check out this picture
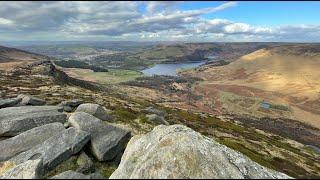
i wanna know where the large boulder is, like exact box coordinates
[0,159,43,179]
[0,98,22,109]
[0,123,65,161]
[50,170,90,179]
[110,125,291,179]
[68,112,131,161]
[17,94,46,106]
[75,103,110,121]
[0,106,66,136]
[8,127,90,173]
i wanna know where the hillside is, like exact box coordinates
[180,44,320,129]
[0,45,319,178]
[0,45,48,70]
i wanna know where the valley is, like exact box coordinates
[0,43,319,179]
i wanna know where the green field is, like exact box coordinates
[70,68,143,85]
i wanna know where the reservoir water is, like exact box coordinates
[141,61,206,76]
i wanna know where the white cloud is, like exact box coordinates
[0,1,319,42]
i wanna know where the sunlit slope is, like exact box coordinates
[229,45,320,99]
[182,44,320,128]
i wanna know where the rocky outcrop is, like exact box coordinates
[0,106,66,136]
[75,103,110,121]
[0,123,65,161]
[0,98,21,109]
[9,127,90,173]
[110,125,291,179]
[17,94,46,106]
[0,159,43,179]
[68,112,131,161]
[50,170,90,179]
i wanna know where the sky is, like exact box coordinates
[0,1,320,42]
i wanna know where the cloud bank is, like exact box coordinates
[0,1,319,42]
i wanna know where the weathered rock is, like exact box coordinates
[0,159,43,179]
[59,100,83,113]
[62,106,74,113]
[50,170,90,179]
[75,103,110,121]
[0,106,66,136]
[0,98,22,109]
[146,114,169,125]
[18,94,46,106]
[110,125,291,179]
[59,99,83,108]
[9,127,90,173]
[0,123,65,161]
[68,112,131,161]
[76,152,95,174]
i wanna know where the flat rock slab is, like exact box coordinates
[0,159,43,179]
[0,98,21,109]
[75,103,110,121]
[68,112,131,161]
[8,127,90,173]
[50,170,90,179]
[18,94,46,106]
[110,125,292,179]
[0,106,66,136]
[0,123,65,161]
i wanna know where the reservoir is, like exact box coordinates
[141,61,206,76]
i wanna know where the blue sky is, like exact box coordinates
[181,1,320,26]
[0,1,319,42]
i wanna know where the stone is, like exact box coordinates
[59,99,83,108]
[0,159,43,179]
[0,98,22,109]
[18,94,46,106]
[63,106,74,113]
[0,106,66,136]
[8,127,90,173]
[146,114,169,125]
[50,170,90,179]
[0,123,65,161]
[68,112,131,161]
[109,125,292,179]
[75,103,110,121]
[76,152,95,174]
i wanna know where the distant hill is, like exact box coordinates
[0,45,48,63]
[180,43,320,129]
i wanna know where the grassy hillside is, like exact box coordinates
[180,44,320,129]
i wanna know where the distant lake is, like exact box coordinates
[141,61,206,76]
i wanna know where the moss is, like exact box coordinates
[94,162,118,178]
[44,156,79,178]
[111,108,138,122]
[139,115,149,124]
[217,138,276,170]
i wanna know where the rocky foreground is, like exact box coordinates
[0,94,291,179]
